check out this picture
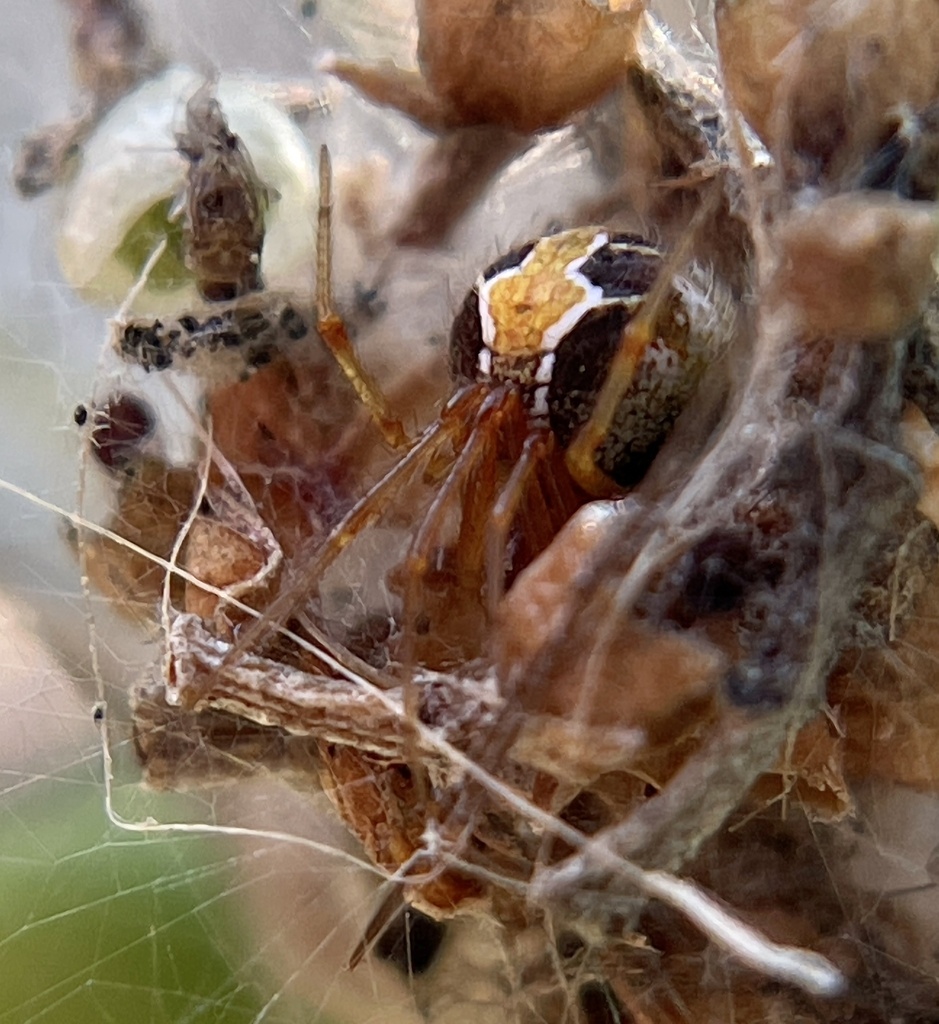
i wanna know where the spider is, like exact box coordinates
[107,118,738,966]
[107,103,733,667]
[229,169,734,681]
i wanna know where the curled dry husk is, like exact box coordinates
[57,67,317,316]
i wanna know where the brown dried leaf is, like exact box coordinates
[81,458,196,616]
[318,745,484,913]
[500,502,725,783]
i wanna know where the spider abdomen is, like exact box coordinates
[449,228,729,490]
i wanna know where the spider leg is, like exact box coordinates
[398,387,514,663]
[347,885,406,971]
[563,186,722,496]
[396,387,517,791]
[317,145,409,449]
[452,387,524,581]
[518,440,572,564]
[227,384,485,664]
[486,429,554,623]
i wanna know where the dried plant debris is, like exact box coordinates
[56,2,939,1022]
[580,16,745,241]
[327,0,644,246]
[14,0,164,196]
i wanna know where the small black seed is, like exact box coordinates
[247,347,273,368]
[123,325,145,348]
[73,404,88,427]
[238,311,270,340]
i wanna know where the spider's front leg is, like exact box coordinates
[315,146,409,450]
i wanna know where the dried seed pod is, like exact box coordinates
[332,0,642,134]
[80,457,197,616]
[416,0,643,133]
[13,0,164,197]
[715,0,939,184]
[328,0,644,244]
[67,0,161,110]
[87,392,155,470]
[13,116,92,199]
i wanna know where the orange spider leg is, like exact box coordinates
[562,297,662,496]
[486,429,554,623]
[394,385,516,811]
[451,388,524,581]
[564,192,719,496]
[316,145,409,449]
[228,385,486,664]
[397,387,515,667]
[518,440,568,558]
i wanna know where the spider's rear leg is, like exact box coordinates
[562,271,675,496]
[316,145,409,449]
[451,390,522,579]
[393,383,513,871]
